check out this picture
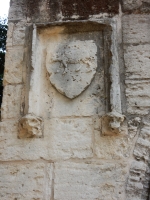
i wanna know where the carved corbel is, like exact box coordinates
[102,111,125,136]
[18,113,43,139]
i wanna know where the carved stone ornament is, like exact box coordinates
[102,111,125,136]
[46,40,97,99]
[18,113,43,139]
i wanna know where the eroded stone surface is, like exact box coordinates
[126,161,147,200]
[124,44,150,79]
[3,47,24,85]
[101,111,125,135]
[1,85,23,120]
[0,162,53,200]
[54,162,127,200]
[123,15,150,44]
[121,0,150,13]
[46,40,97,99]
[126,80,150,115]
[0,118,93,161]
[18,113,43,139]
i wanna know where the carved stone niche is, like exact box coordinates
[19,20,125,138]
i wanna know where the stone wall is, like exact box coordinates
[0,0,150,199]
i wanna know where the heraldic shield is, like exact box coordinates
[46,40,97,99]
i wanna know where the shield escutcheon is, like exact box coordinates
[46,40,97,99]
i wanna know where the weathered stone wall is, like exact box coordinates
[0,0,150,199]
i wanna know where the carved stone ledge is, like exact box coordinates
[102,111,125,136]
[18,113,43,139]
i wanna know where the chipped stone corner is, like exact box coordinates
[18,113,43,139]
[101,111,125,136]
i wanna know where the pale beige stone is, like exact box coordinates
[54,162,127,200]
[13,22,26,46]
[46,40,97,99]
[126,80,150,115]
[123,15,150,44]
[101,111,125,136]
[3,47,24,85]
[94,130,132,159]
[8,0,26,21]
[1,85,23,120]
[44,118,93,160]
[0,118,93,161]
[18,113,43,139]
[124,44,150,79]
[6,22,14,47]
[0,162,53,200]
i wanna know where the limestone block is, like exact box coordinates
[6,22,14,47]
[44,118,93,160]
[124,44,150,79]
[1,85,23,120]
[0,118,93,161]
[0,162,53,200]
[121,0,142,12]
[125,80,150,115]
[94,131,132,160]
[18,113,43,139]
[3,47,24,85]
[54,162,127,200]
[128,117,141,139]
[13,22,26,46]
[126,161,147,200]
[134,122,150,161]
[93,118,131,159]
[8,0,26,21]
[123,15,150,44]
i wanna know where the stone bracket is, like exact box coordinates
[18,113,43,139]
[102,111,125,136]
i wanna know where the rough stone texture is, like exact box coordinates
[121,0,150,13]
[3,47,24,85]
[0,118,93,161]
[126,161,147,200]
[125,80,150,115]
[126,121,150,200]
[18,113,43,139]
[12,22,26,46]
[6,22,14,47]
[46,40,97,99]
[101,111,125,135]
[124,44,150,79]
[54,162,127,200]
[1,0,150,199]
[0,162,53,200]
[122,15,150,44]
[61,0,119,19]
[1,85,23,119]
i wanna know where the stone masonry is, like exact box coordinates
[0,0,150,199]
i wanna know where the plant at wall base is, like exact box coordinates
[0,17,7,109]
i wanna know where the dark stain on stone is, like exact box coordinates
[26,0,41,19]
[61,0,119,19]
[48,0,61,21]
[121,0,150,14]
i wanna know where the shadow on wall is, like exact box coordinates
[0,17,8,116]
